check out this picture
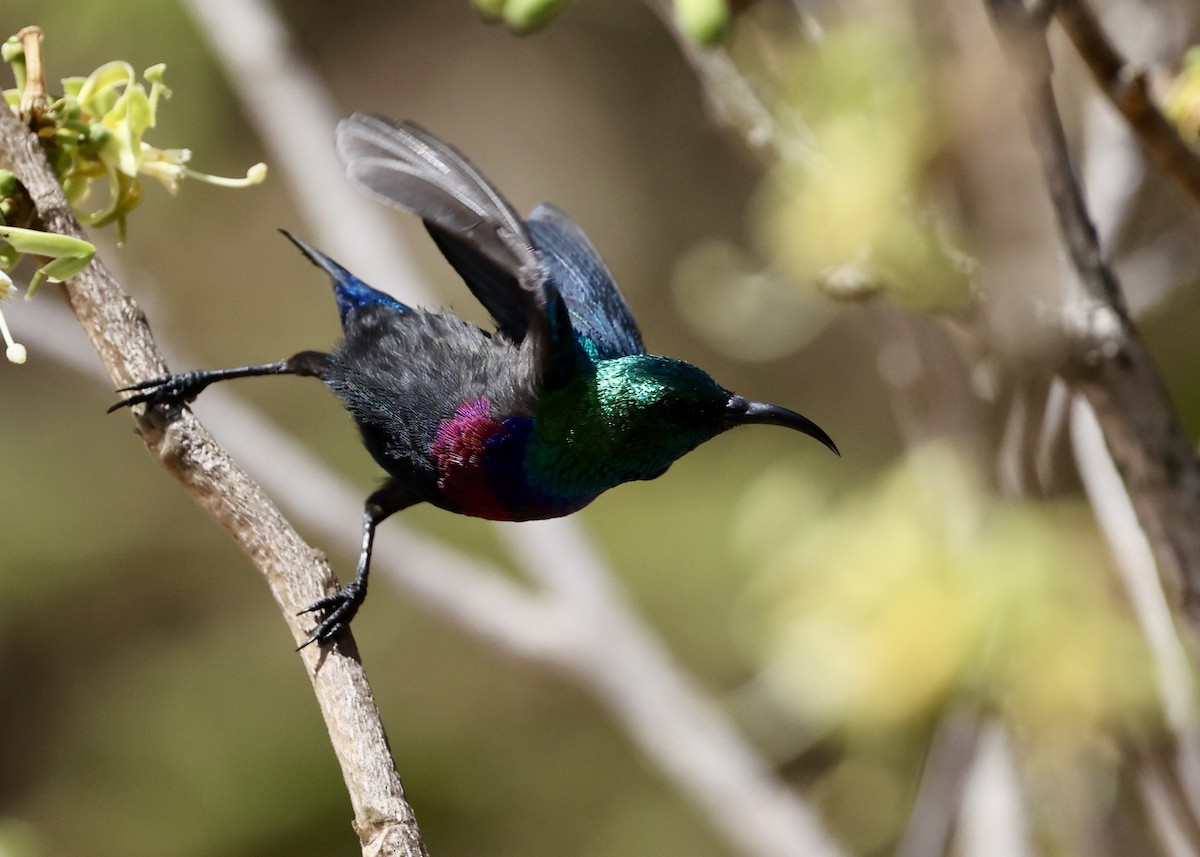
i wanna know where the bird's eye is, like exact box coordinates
[659,395,692,423]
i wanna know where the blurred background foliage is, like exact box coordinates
[740,442,1155,739]
[3,1,1200,856]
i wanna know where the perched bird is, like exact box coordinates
[110,113,838,648]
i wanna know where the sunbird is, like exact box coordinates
[110,114,838,648]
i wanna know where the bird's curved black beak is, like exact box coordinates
[725,395,840,456]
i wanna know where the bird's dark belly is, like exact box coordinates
[436,486,590,522]
[351,419,442,496]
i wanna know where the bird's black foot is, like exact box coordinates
[106,371,213,413]
[296,581,365,649]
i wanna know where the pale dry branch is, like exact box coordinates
[894,707,983,857]
[1073,394,1200,838]
[0,106,429,857]
[1136,749,1200,857]
[494,521,850,857]
[956,723,1032,857]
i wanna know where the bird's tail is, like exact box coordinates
[279,229,409,324]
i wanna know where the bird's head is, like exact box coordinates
[535,355,837,488]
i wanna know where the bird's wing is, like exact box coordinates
[337,113,540,339]
[527,204,645,359]
[336,113,576,387]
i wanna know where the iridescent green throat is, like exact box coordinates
[524,353,733,500]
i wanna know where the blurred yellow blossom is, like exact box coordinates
[1165,45,1200,142]
[754,24,974,313]
[737,442,1158,745]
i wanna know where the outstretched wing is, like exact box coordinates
[336,113,575,387]
[527,204,645,359]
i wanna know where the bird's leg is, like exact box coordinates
[107,351,331,413]
[297,480,416,649]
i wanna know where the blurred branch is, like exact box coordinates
[644,0,803,161]
[1054,0,1200,208]
[957,723,1032,857]
[494,522,851,857]
[1072,396,1200,830]
[1136,747,1200,857]
[985,0,1200,631]
[894,706,983,857]
[180,0,433,297]
[0,111,429,856]
[643,0,820,163]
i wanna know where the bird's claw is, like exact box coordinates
[106,372,210,413]
[296,581,365,649]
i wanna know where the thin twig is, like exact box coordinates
[988,1,1200,838]
[985,0,1200,631]
[1055,0,1200,208]
[0,106,429,857]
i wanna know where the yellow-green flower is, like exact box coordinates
[1165,45,1200,142]
[0,270,26,364]
[3,40,267,241]
[737,442,1158,742]
[139,146,268,195]
[753,25,974,314]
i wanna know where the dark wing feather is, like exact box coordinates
[423,223,526,336]
[336,113,576,387]
[336,113,539,340]
[527,204,645,359]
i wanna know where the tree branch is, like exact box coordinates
[985,0,1200,630]
[1072,396,1200,829]
[0,106,429,857]
[1054,0,1200,208]
[957,722,1033,857]
[894,707,983,857]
